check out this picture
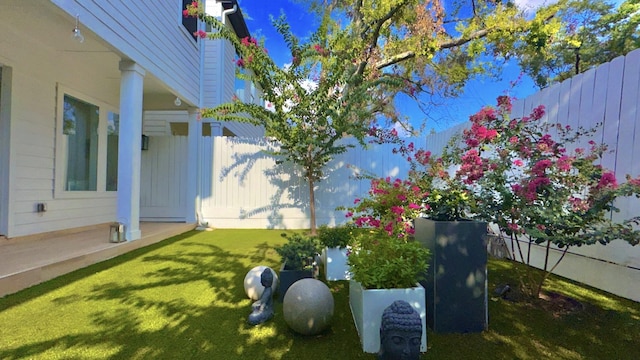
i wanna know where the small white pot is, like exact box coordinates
[322,247,351,281]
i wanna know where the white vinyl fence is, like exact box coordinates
[503,49,640,302]
[201,48,640,301]
[200,136,418,229]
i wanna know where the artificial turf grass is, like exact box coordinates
[0,229,638,359]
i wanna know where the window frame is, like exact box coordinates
[180,0,199,43]
[54,84,118,199]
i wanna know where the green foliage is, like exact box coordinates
[347,230,430,289]
[316,224,354,248]
[185,0,588,233]
[519,0,640,87]
[275,233,322,270]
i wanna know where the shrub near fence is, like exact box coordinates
[201,49,640,301]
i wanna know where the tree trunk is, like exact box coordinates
[308,177,317,235]
[536,244,569,298]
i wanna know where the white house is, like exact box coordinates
[0,0,263,241]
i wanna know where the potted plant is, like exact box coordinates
[346,229,430,354]
[347,131,488,334]
[317,224,353,281]
[274,233,322,301]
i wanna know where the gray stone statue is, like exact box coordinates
[247,267,274,326]
[378,300,422,360]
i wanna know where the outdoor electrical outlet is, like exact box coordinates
[36,203,47,213]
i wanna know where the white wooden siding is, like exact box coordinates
[52,0,200,104]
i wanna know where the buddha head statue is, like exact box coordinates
[378,300,422,360]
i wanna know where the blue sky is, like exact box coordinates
[234,0,617,133]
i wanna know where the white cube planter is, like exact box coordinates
[322,247,351,281]
[349,280,427,354]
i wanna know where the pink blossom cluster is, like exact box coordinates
[183,1,199,18]
[457,149,484,184]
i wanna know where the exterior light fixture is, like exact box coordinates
[174,96,182,106]
[141,134,149,150]
[72,15,85,43]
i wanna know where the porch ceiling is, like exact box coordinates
[0,1,186,110]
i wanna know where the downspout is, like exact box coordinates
[195,8,205,230]
[219,2,237,107]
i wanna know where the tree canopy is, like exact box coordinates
[185,0,581,233]
[519,0,640,88]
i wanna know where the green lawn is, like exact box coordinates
[0,229,638,359]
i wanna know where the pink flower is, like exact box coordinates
[532,159,552,176]
[408,203,422,210]
[345,212,353,218]
[391,206,404,215]
[194,30,207,39]
[397,194,407,201]
[384,222,394,235]
[354,198,361,204]
[509,136,518,144]
[513,159,524,167]
[597,172,618,189]
[531,105,545,120]
[556,155,572,171]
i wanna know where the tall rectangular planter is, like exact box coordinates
[414,217,488,333]
[322,247,351,281]
[349,280,427,354]
[278,263,313,301]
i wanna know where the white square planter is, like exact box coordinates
[349,280,427,354]
[322,247,351,281]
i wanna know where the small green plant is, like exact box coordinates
[317,225,353,248]
[275,233,322,270]
[347,230,430,289]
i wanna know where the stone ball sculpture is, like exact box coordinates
[244,265,278,301]
[283,278,334,335]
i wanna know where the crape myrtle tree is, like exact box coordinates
[185,0,576,234]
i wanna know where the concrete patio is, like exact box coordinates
[0,222,196,298]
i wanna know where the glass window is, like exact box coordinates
[182,0,198,41]
[106,111,119,191]
[63,95,99,191]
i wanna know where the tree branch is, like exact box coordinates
[375,28,491,69]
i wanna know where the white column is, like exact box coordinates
[117,60,145,241]
[186,108,200,223]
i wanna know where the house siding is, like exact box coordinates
[52,0,200,105]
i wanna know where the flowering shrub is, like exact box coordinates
[451,96,640,250]
[346,96,640,294]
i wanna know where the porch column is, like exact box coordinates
[117,60,145,241]
[186,108,200,223]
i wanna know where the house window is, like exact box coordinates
[63,95,99,191]
[182,0,198,41]
[55,85,119,196]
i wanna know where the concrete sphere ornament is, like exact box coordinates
[283,278,334,335]
[244,265,278,300]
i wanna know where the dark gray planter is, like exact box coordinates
[414,217,488,333]
[278,263,313,301]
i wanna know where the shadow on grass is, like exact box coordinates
[1,230,638,359]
